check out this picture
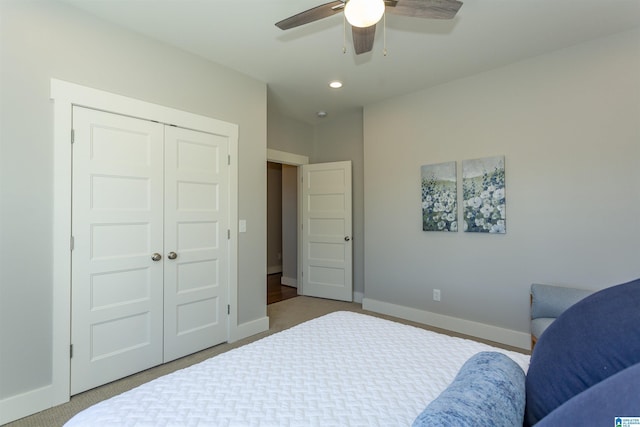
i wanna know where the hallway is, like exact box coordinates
[267,273,298,305]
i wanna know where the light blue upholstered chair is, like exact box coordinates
[530,284,592,350]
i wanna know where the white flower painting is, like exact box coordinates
[462,156,506,233]
[421,161,457,232]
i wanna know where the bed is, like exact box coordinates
[64,311,530,426]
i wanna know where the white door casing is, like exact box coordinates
[51,79,238,414]
[301,161,353,301]
[163,126,229,362]
[71,107,165,394]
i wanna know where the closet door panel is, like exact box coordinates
[163,126,230,362]
[71,107,164,395]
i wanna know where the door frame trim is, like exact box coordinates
[266,148,308,166]
[50,79,239,405]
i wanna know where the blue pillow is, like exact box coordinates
[536,362,640,426]
[413,351,525,427]
[525,278,640,426]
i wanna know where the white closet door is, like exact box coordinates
[71,107,165,394]
[163,126,230,362]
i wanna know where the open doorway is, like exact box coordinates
[266,161,299,304]
[266,150,353,303]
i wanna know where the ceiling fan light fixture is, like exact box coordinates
[344,0,385,28]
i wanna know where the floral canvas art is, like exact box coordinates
[462,156,506,233]
[421,161,457,232]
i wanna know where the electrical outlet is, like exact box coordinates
[433,289,441,302]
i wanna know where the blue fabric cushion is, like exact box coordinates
[530,283,592,319]
[412,351,525,427]
[536,362,640,426]
[530,317,555,340]
[525,278,640,426]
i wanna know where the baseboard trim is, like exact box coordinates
[281,276,297,287]
[353,291,364,304]
[230,315,269,343]
[362,297,530,350]
[267,265,282,275]
[0,384,58,425]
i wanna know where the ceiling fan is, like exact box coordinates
[275,0,463,55]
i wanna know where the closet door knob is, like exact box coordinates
[151,253,162,262]
[344,236,350,242]
[167,251,178,260]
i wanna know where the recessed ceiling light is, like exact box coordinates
[317,111,328,118]
[329,81,343,89]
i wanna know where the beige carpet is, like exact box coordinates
[5,296,526,427]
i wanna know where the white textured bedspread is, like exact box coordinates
[64,311,529,427]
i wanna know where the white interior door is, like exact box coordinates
[301,161,353,301]
[163,126,229,362]
[71,108,231,393]
[71,107,164,394]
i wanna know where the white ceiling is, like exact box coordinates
[60,0,640,124]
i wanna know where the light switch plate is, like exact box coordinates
[239,219,247,233]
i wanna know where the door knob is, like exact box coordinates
[167,251,178,260]
[151,253,162,261]
[344,236,350,242]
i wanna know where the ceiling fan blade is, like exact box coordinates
[352,25,376,55]
[385,0,463,20]
[276,1,345,30]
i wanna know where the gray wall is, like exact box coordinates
[363,28,640,343]
[267,107,314,157]
[0,0,267,415]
